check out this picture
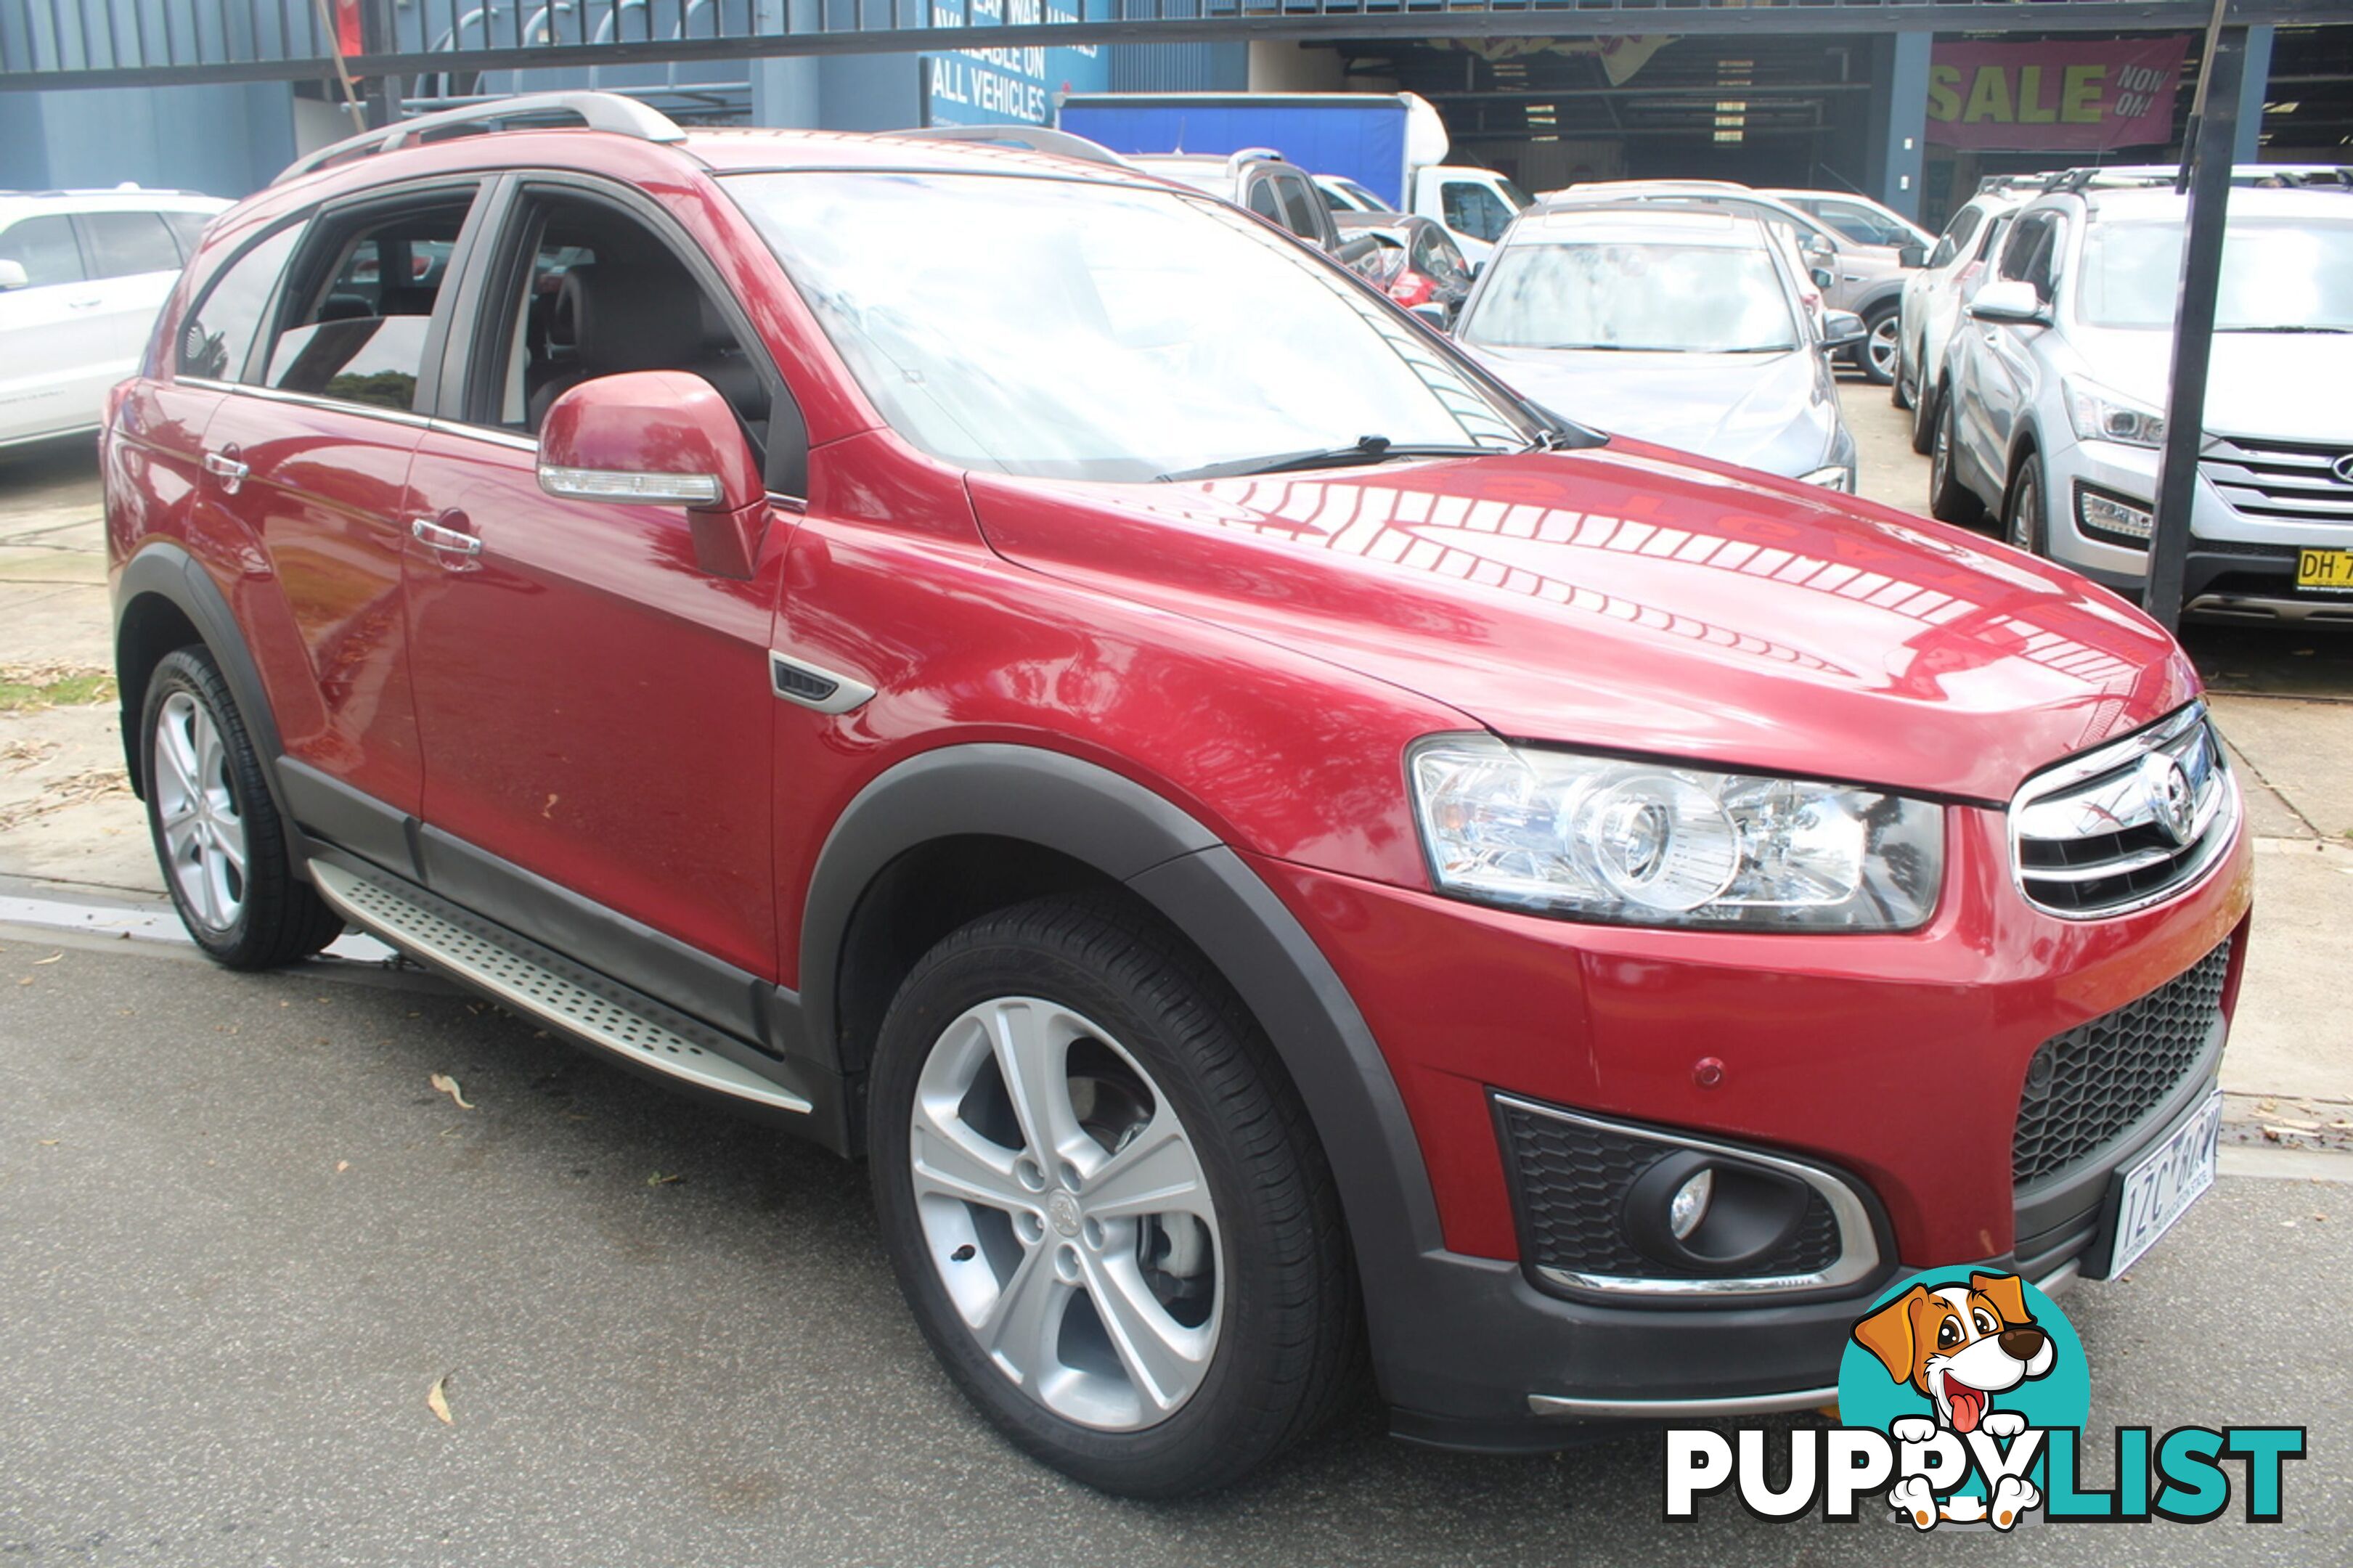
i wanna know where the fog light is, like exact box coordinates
[1669,1168,1713,1240]
[2076,484,2153,546]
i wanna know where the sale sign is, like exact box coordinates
[1926,37,2188,152]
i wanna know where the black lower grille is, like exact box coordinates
[2013,943,2230,1188]
[1499,1103,1840,1281]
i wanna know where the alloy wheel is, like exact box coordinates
[2009,469,2042,552]
[152,690,248,931]
[1866,314,1901,382]
[908,995,1223,1432]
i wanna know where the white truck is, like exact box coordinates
[1056,91,1529,265]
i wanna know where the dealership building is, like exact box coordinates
[1,2,2346,231]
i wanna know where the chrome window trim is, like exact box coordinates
[176,375,434,429]
[2006,701,2242,920]
[1495,1095,1883,1299]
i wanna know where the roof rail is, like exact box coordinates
[874,124,1135,169]
[1223,147,1285,174]
[273,91,686,187]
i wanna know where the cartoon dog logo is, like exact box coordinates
[1852,1271,2055,1528]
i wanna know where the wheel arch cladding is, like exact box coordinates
[804,742,1448,1315]
[113,541,288,811]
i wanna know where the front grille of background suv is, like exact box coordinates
[2012,941,2231,1188]
[2199,436,2353,525]
[2010,703,2238,918]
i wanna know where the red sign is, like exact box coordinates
[1926,37,2187,152]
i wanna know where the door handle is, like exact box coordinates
[410,515,482,562]
[66,296,105,310]
[201,449,248,494]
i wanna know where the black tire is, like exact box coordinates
[1859,303,1901,387]
[1890,327,1914,411]
[2004,449,2049,557]
[868,894,1358,1498]
[1908,368,1938,455]
[1928,385,1986,528]
[139,646,344,969]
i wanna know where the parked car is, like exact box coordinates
[1546,181,1914,384]
[1932,182,2353,623]
[1764,187,1933,252]
[1059,92,1528,265]
[1313,172,1394,214]
[1452,201,1860,489]
[1894,187,2026,451]
[1336,212,1474,319]
[1125,148,1369,261]
[0,187,227,452]
[108,91,2252,1499]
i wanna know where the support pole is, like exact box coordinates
[2233,24,2275,164]
[2144,11,2246,633]
[359,0,399,128]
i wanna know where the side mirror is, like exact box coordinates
[1898,242,1927,269]
[537,369,767,579]
[1821,309,1869,351]
[1967,279,2051,327]
[1811,267,1835,291]
[0,259,29,290]
[1408,301,1452,332]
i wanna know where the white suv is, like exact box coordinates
[1893,186,2027,453]
[0,188,228,453]
[1931,184,2353,623]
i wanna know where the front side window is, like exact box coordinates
[727,171,1530,481]
[0,215,86,288]
[1461,240,1801,354]
[81,211,182,279]
[177,224,303,381]
[262,199,470,412]
[2075,216,2353,330]
[1443,183,1513,243]
[1411,224,1469,289]
[1928,205,1982,269]
[1245,178,1284,224]
[1999,214,2059,298]
[1274,176,1323,242]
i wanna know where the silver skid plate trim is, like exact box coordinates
[310,861,811,1114]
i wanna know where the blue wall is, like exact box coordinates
[0,81,298,197]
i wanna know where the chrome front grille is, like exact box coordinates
[2010,703,2238,918]
[2201,437,2353,526]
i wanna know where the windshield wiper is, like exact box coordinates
[1157,435,1491,483]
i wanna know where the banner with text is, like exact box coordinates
[923,0,1109,128]
[1926,36,2187,152]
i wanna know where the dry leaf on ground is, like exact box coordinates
[429,1073,475,1109]
[426,1373,454,1425]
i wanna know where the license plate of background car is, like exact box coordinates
[2296,549,2353,590]
[2105,1087,2222,1279]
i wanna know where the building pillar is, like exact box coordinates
[2233,24,2275,166]
[1865,30,1931,220]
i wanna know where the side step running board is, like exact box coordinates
[309,859,812,1114]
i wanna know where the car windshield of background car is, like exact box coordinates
[1461,240,1801,354]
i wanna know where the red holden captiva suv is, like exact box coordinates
[104,94,2251,1495]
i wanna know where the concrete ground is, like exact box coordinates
[2,936,2346,1567]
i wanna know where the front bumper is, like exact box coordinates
[1241,797,2251,1449]
[2043,436,2353,624]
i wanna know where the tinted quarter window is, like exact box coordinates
[177,223,302,381]
[264,200,470,412]
[0,216,86,287]
[1246,179,1284,224]
[1275,176,1323,241]
[81,211,184,278]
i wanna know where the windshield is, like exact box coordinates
[727,171,1531,481]
[1461,240,1801,353]
[2076,218,2353,330]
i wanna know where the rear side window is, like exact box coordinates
[264,197,471,412]
[81,211,183,279]
[0,215,86,287]
[1273,176,1322,241]
[163,211,213,261]
[178,224,303,381]
[1245,179,1283,224]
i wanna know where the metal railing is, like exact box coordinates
[4,0,2342,93]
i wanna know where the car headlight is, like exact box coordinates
[1798,465,1855,491]
[2065,378,2166,449]
[1408,737,1943,930]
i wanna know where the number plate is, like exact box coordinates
[2104,1088,2222,1278]
[2296,549,2353,591]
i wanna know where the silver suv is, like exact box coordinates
[1930,184,2353,624]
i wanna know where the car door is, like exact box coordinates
[1957,213,2060,495]
[73,210,192,400]
[0,213,113,444]
[195,181,486,830]
[399,178,788,1009]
